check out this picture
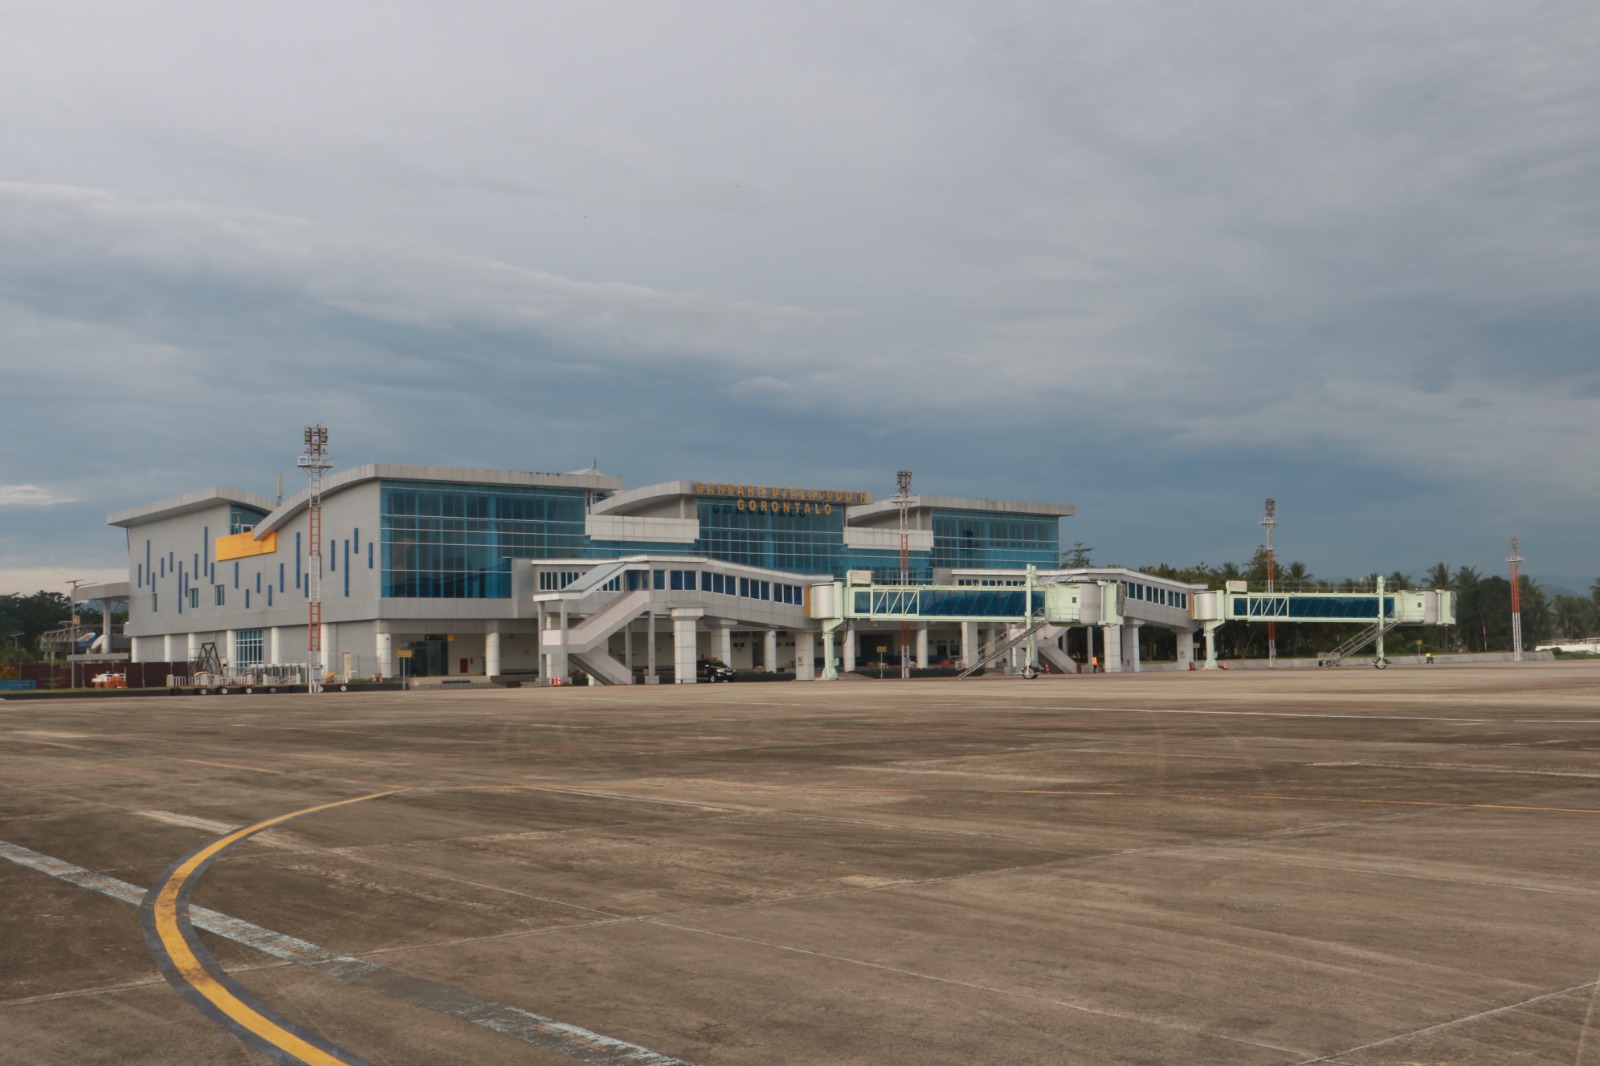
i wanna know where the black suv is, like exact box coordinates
[696,657,736,682]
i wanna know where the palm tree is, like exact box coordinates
[1282,561,1312,589]
[1426,562,1452,590]
[1591,575,1600,620]
[1454,565,1480,589]
[1553,596,1594,639]
[1387,571,1414,590]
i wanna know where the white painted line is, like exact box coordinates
[1,838,696,1066]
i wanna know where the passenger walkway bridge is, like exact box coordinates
[1191,580,1455,667]
[526,557,1456,684]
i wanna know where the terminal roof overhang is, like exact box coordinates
[591,483,1075,522]
[109,465,623,537]
[846,495,1075,522]
[108,486,280,528]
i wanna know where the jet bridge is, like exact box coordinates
[1189,579,1455,667]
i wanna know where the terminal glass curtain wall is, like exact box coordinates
[380,482,589,598]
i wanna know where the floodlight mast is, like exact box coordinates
[1259,498,1278,668]
[297,425,332,692]
[897,470,912,680]
[1508,535,1524,662]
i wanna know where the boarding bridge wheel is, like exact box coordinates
[1373,657,1389,670]
[1021,664,1039,680]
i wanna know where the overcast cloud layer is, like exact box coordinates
[3,0,1598,595]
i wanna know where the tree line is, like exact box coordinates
[0,592,124,665]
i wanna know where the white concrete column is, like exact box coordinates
[129,635,142,663]
[646,611,657,681]
[1176,629,1194,670]
[717,623,733,665]
[162,634,174,662]
[320,624,334,675]
[187,632,200,664]
[375,630,392,679]
[1203,621,1221,669]
[763,631,779,672]
[224,629,238,669]
[485,626,501,679]
[915,625,929,670]
[623,619,633,672]
[1085,625,1097,671]
[820,627,838,680]
[672,608,703,683]
[960,622,976,670]
[795,631,816,681]
[1124,621,1143,673]
[269,627,283,666]
[842,627,857,673]
[1102,625,1123,673]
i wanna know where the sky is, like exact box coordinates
[3,1,1598,598]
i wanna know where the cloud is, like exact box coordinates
[0,2,1598,579]
[0,485,78,507]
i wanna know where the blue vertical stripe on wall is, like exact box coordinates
[169,551,174,572]
[234,562,240,588]
[255,572,261,593]
[279,563,285,592]
[330,544,336,572]
[295,532,302,587]
[160,557,165,578]
[368,542,374,569]
[344,540,350,596]
[245,589,250,609]
[138,563,144,587]
[267,586,273,607]
[353,527,360,551]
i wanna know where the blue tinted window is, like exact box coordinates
[380,481,588,599]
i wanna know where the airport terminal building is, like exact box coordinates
[101,464,1212,683]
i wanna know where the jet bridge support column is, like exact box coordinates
[959,622,976,670]
[1102,625,1123,673]
[795,631,816,680]
[1176,629,1194,670]
[763,631,779,672]
[842,627,857,673]
[1123,621,1143,673]
[916,625,929,670]
[1202,620,1222,669]
[672,608,703,684]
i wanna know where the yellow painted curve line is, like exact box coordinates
[146,791,403,1065]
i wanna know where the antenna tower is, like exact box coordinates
[897,470,913,680]
[297,426,332,692]
[1508,534,1524,662]
[1259,498,1278,668]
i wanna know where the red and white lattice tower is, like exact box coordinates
[297,426,332,691]
[1259,498,1278,668]
[897,470,913,680]
[1508,534,1525,662]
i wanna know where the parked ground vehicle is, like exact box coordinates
[696,657,736,682]
[90,672,127,689]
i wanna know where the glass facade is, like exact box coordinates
[236,628,264,667]
[931,509,1059,572]
[379,481,1062,599]
[229,505,268,535]
[381,481,589,598]
[691,499,851,575]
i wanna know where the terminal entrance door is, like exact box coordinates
[403,639,447,677]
